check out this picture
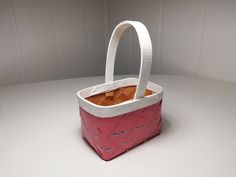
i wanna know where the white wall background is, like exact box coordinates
[1,0,236,87]
[0,0,107,87]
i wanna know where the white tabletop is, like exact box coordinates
[1,75,236,177]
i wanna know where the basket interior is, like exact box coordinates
[86,85,154,106]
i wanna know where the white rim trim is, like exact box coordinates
[77,78,163,118]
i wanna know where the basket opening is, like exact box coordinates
[85,85,154,106]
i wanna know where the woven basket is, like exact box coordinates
[77,21,164,161]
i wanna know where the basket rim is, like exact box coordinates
[77,78,163,118]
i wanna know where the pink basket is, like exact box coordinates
[77,21,164,161]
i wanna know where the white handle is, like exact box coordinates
[105,21,152,99]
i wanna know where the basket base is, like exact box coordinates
[82,126,161,161]
[80,101,162,161]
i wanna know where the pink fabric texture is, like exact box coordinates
[80,100,162,161]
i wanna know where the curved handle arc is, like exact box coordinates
[105,21,152,99]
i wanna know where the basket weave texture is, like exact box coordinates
[80,101,162,160]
